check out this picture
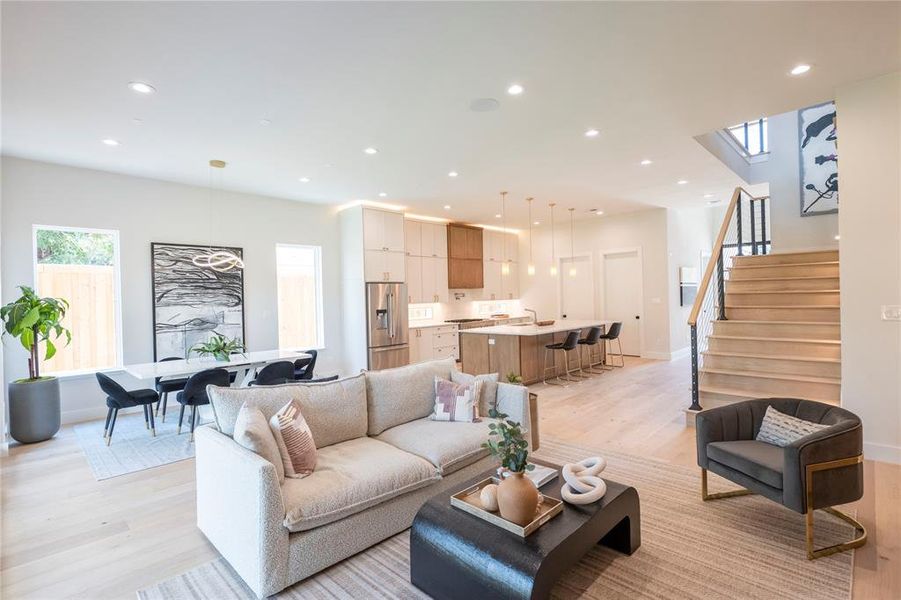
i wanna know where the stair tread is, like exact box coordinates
[715,319,840,325]
[698,385,840,404]
[729,261,839,269]
[700,367,841,384]
[709,334,840,344]
[726,275,839,281]
[723,304,838,308]
[725,290,840,295]
[702,350,841,363]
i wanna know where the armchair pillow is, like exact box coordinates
[431,376,481,422]
[450,371,499,417]
[233,403,285,483]
[756,405,829,447]
[269,400,317,478]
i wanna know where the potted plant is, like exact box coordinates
[482,409,538,525]
[190,334,244,361]
[505,371,524,385]
[1,286,71,443]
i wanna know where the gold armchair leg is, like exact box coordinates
[805,455,867,560]
[701,468,755,501]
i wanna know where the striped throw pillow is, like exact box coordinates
[431,376,482,423]
[269,400,317,478]
[756,405,829,447]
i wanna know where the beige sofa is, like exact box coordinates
[196,358,532,598]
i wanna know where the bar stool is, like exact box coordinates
[578,326,605,375]
[599,322,625,368]
[542,330,582,385]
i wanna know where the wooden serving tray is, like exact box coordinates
[536,320,556,326]
[450,477,563,537]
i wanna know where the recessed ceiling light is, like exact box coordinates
[533,221,540,226]
[790,64,811,76]
[299,177,310,183]
[706,200,720,205]
[444,205,452,210]
[507,83,524,96]
[640,159,653,166]
[703,193,714,199]
[596,211,604,215]
[834,234,840,240]
[448,171,459,177]
[495,214,502,219]
[363,147,378,155]
[677,180,689,185]
[259,118,272,126]
[102,138,120,146]
[378,192,387,197]
[132,118,144,125]
[128,81,156,94]
[584,128,600,138]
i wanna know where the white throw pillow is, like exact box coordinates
[451,371,499,417]
[234,403,285,483]
[431,376,482,422]
[756,406,829,447]
[269,400,318,478]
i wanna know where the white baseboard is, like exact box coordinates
[864,441,901,465]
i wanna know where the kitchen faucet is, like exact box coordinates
[524,308,537,324]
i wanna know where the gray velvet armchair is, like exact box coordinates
[696,398,866,559]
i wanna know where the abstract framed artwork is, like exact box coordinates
[151,242,245,360]
[799,101,838,216]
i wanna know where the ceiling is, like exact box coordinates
[2,2,899,227]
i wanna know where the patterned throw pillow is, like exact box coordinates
[431,376,482,423]
[269,400,317,478]
[450,371,499,417]
[234,403,285,483]
[756,405,830,447]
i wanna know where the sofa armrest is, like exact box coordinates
[495,382,534,450]
[782,420,863,513]
[195,426,288,598]
[695,409,728,469]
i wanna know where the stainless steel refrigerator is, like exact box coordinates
[366,282,409,370]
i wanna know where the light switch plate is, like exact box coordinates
[881,305,901,321]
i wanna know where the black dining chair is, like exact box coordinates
[155,356,189,423]
[306,374,338,383]
[578,326,605,375]
[294,350,318,380]
[250,361,296,386]
[176,368,230,441]
[599,322,625,368]
[96,372,160,446]
[542,330,582,386]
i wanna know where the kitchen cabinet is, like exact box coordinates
[483,260,503,300]
[483,230,519,264]
[364,208,405,252]
[405,221,422,256]
[364,248,405,282]
[410,325,459,364]
[406,256,423,302]
[406,255,448,303]
[447,224,483,288]
[420,222,447,258]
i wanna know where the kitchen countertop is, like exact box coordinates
[409,315,532,329]
[460,319,614,336]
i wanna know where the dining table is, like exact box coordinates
[122,349,313,388]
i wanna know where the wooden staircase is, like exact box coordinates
[698,249,841,413]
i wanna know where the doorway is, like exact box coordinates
[602,249,642,356]
[559,255,594,320]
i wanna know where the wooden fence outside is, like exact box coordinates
[276,266,320,350]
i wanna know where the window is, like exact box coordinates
[276,244,324,350]
[726,118,768,156]
[33,225,122,374]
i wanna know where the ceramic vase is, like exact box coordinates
[497,471,539,525]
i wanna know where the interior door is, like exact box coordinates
[603,250,642,356]
[559,256,594,319]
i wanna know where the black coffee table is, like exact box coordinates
[410,463,641,600]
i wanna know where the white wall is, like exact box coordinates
[835,72,901,464]
[1,156,346,424]
[519,208,673,359]
[666,207,713,356]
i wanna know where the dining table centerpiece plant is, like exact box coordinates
[190,334,244,361]
[1,285,72,443]
[483,408,538,525]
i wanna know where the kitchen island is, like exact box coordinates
[460,319,614,384]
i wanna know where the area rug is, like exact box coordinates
[74,410,210,480]
[136,438,855,600]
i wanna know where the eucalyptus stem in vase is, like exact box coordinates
[483,409,538,525]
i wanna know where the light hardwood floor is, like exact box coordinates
[1,356,898,599]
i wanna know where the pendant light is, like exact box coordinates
[568,208,577,277]
[500,191,510,276]
[193,160,245,272]
[526,197,535,276]
[549,202,558,276]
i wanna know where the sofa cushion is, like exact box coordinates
[376,417,496,475]
[707,440,784,489]
[207,374,367,447]
[281,437,438,532]
[233,403,285,483]
[364,358,456,435]
[451,371,499,417]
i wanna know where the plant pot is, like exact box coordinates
[8,377,61,444]
[497,471,539,526]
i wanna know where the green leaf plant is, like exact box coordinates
[190,334,244,362]
[482,409,534,474]
[0,286,72,380]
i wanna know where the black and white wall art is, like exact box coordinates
[151,242,245,359]
[799,101,838,216]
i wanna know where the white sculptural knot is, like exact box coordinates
[560,456,607,505]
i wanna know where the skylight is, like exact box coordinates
[726,118,768,156]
